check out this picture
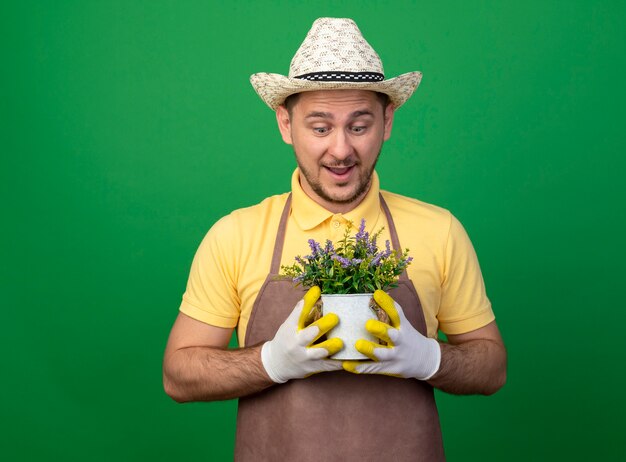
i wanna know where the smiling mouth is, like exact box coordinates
[326,166,353,175]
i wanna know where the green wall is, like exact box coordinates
[3,1,625,460]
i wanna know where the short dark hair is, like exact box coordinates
[283,93,300,115]
[283,91,390,116]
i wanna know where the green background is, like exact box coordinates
[2,1,625,460]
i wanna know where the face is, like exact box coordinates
[276,90,395,213]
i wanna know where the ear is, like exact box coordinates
[383,104,395,141]
[276,105,293,145]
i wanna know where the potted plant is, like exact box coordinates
[281,219,413,360]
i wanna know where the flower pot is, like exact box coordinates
[321,293,378,360]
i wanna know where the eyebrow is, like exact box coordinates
[305,111,332,119]
[304,110,375,120]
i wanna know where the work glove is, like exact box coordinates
[343,290,441,381]
[261,286,344,383]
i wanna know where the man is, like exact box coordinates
[163,18,506,461]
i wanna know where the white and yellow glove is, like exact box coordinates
[343,290,441,380]
[261,286,344,383]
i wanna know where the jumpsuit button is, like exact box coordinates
[333,221,340,228]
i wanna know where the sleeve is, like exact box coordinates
[179,215,241,328]
[437,214,495,335]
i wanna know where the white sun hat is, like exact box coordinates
[250,17,422,111]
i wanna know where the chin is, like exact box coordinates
[324,188,361,204]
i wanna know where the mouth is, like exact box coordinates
[324,165,356,181]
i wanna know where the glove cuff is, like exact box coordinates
[418,338,441,381]
[261,341,288,384]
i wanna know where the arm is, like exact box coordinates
[428,321,507,395]
[163,287,344,403]
[345,291,506,396]
[163,313,274,403]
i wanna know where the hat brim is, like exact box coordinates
[250,71,422,111]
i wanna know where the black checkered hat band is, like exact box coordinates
[294,71,385,82]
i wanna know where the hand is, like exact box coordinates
[343,290,441,380]
[261,286,344,383]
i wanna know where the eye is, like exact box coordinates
[351,126,367,134]
[313,127,329,135]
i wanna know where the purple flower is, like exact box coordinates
[368,234,378,254]
[355,219,367,242]
[368,241,393,267]
[351,258,362,265]
[332,255,352,268]
[324,239,334,253]
[370,253,383,267]
[308,239,322,256]
[380,240,393,258]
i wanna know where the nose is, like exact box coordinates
[328,129,354,161]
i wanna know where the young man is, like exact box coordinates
[163,18,506,461]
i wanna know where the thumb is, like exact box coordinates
[373,290,401,328]
[298,286,321,330]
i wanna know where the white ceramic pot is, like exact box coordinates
[321,293,377,360]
